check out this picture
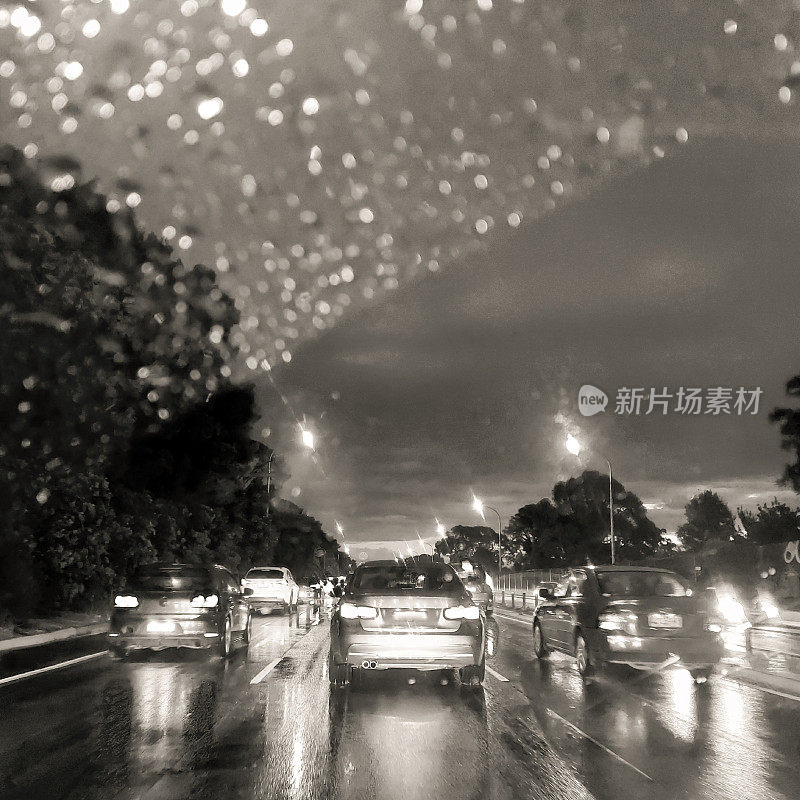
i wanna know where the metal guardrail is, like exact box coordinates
[746,623,800,669]
[497,590,537,613]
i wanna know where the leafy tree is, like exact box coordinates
[738,499,800,545]
[0,144,239,613]
[434,525,505,573]
[676,490,738,551]
[270,499,349,581]
[505,499,568,569]
[505,471,668,568]
[771,374,800,492]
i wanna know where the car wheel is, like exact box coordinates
[329,658,351,687]
[532,620,548,659]
[460,656,485,689]
[575,631,593,677]
[243,613,252,646]
[690,667,713,684]
[219,616,233,658]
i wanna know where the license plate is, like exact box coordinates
[648,612,682,629]
[393,610,426,619]
[146,620,175,633]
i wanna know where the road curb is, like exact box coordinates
[0,622,107,653]
[724,666,800,700]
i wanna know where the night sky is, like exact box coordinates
[4,0,800,557]
[269,136,800,555]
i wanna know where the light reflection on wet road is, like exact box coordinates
[1,604,799,800]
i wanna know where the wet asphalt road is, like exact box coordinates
[1,603,799,800]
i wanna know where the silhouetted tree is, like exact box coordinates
[771,373,800,492]
[738,499,800,545]
[676,490,738,551]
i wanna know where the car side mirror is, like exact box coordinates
[538,587,551,600]
[243,587,254,597]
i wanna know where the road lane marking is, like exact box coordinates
[250,656,284,684]
[545,708,654,782]
[0,651,107,687]
[493,611,531,626]
[723,675,800,704]
[486,665,510,682]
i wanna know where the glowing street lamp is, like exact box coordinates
[335,520,344,536]
[435,519,446,537]
[301,427,315,450]
[565,434,615,564]
[471,494,502,579]
[565,433,581,456]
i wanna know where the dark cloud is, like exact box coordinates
[261,138,800,549]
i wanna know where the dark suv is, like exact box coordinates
[532,566,724,682]
[109,562,253,658]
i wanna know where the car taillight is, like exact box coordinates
[114,595,139,608]
[339,602,377,619]
[598,611,638,635]
[444,605,480,620]
[190,594,219,608]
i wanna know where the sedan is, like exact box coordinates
[329,560,486,689]
[532,566,724,682]
[108,562,252,658]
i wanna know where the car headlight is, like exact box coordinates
[761,601,780,619]
[339,602,377,619]
[598,611,638,635]
[114,595,139,608]
[444,605,480,620]
[705,622,723,633]
[190,594,219,608]
[716,594,747,625]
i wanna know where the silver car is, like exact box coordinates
[329,560,486,690]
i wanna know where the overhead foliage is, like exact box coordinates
[0,148,346,617]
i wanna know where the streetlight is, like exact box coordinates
[565,434,615,564]
[266,450,275,497]
[472,494,502,580]
[300,427,315,450]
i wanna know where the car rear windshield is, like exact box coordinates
[596,570,690,598]
[129,566,211,593]
[351,564,463,595]
[245,568,285,580]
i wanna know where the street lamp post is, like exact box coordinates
[472,495,503,582]
[565,434,615,565]
[266,450,275,497]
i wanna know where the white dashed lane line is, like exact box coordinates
[249,656,284,685]
[0,651,108,687]
[546,707,654,782]
[486,665,510,682]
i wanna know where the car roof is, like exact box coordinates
[247,565,287,570]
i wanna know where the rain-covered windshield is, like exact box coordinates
[596,571,691,598]
[351,564,463,596]
[128,566,211,593]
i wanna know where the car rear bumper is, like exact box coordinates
[589,630,724,668]
[109,614,219,650]
[337,632,482,671]
[247,597,286,608]
[109,633,219,651]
